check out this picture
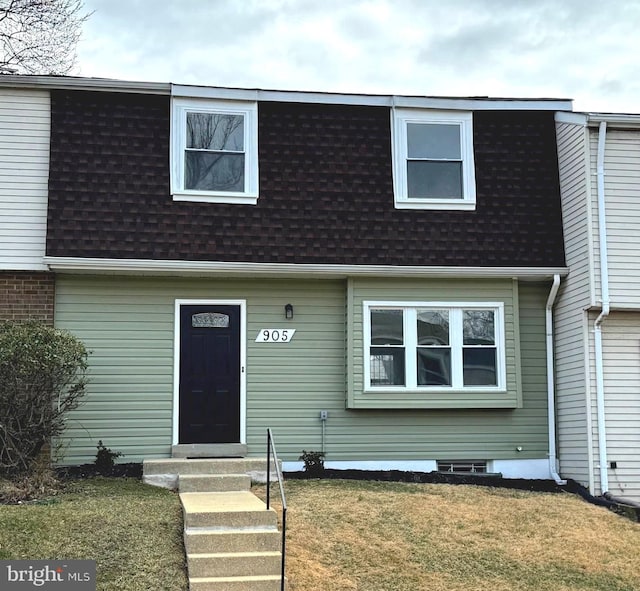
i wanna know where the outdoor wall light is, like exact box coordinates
[285,303,294,320]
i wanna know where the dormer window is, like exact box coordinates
[392,109,476,210]
[171,98,258,205]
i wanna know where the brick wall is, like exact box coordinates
[0,272,55,325]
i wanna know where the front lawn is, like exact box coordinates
[261,479,640,591]
[1,476,639,591]
[0,478,187,591]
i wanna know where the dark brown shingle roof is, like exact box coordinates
[46,90,565,267]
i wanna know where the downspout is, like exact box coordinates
[594,120,610,495]
[546,273,566,485]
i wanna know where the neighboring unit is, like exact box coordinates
[0,87,54,324]
[555,111,640,503]
[0,75,572,482]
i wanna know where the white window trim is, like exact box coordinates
[391,109,476,210]
[171,97,259,205]
[363,301,505,393]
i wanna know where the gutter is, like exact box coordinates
[42,256,568,281]
[546,273,566,485]
[594,121,610,495]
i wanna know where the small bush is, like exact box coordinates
[0,321,88,475]
[299,450,325,477]
[0,455,61,504]
[94,440,123,475]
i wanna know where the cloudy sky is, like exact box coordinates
[76,0,640,113]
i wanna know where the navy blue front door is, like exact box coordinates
[179,304,241,444]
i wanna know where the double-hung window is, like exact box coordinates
[392,109,476,210]
[171,98,258,204]
[365,302,504,391]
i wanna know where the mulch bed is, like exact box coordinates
[285,468,565,492]
[56,462,143,479]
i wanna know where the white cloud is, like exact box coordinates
[77,0,640,112]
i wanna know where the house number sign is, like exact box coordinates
[255,328,296,343]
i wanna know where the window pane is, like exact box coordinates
[187,112,244,151]
[370,309,403,345]
[417,348,451,386]
[370,347,405,386]
[407,123,461,159]
[417,310,449,345]
[463,310,495,345]
[185,152,244,192]
[463,348,497,386]
[407,161,462,199]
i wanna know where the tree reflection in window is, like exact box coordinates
[417,310,451,385]
[185,112,244,192]
[462,310,496,386]
[370,309,405,386]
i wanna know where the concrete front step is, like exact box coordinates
[179,474,251,493]
[172,443,248,458]
[188,551,282,578]
[143,457,279,489]
[184,528,281,554]
[189,575,283,591]
[144,457,271,476]
[181,491,279,529]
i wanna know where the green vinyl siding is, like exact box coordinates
[55,274,550,465]
[55,275,346,465]
[335,281,549,460]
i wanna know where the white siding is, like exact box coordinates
[554,121,593,487]
[600,313,640,502]
[0,89,49,270]
[590,128,640,307]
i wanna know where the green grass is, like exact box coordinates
[0,478,187,591]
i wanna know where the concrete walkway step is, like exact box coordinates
[144,456,286,590]
[189,574,282,591]
[188,551,282,578]
[179,473,251,493]
[184,527,281,554]
[181,491,279,529]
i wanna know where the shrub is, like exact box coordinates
[0,454,60,504]
[299,450,325,477]
[0,321,88,475]
[94,440,123,475]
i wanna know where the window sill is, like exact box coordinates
[172,191,258,205]
[364,386,507,395]
[348,388,517,410]
[394,198,476,211]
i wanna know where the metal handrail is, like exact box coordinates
[266,428,287,591]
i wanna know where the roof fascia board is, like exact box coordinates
[555,111,587,125]
[392,96,572,111]
[44,256,568,280]
[0,75,572,110]
[172,83,572,111]
[0,74,170,94]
